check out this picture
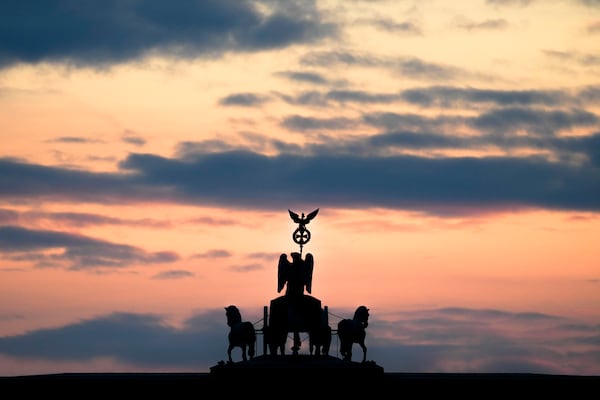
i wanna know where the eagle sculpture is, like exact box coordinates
[288,209,319,229]
[277,252,314,296]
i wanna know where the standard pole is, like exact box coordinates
[263,305,268,355]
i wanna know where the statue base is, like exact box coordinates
[209,354,384,382]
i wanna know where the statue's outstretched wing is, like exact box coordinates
[305,209,319,224]
[288,210,301,224]
[304,253,314,294]
[277,253,290,293]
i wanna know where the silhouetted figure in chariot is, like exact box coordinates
[278,252,313,297]
[268,252,322,355]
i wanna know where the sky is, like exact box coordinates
[1,0,600,377]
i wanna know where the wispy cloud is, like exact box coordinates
[152,270,194,279]
[300,50,485,82]
[228,263,263,272]
[453,17,509,31]
[46,136,104,144]
[7,209,171,229]
[191,249,232,259]
[486,0,533,7]
[122,132,147,147]
[274,70,331,85]
[0,226,179,270]
[219,92,271,107]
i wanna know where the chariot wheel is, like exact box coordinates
[292,228,311,245]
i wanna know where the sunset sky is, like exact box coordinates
[1,0,600,377]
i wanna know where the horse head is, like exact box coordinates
[225,305,242,327]
[354,305,370,327]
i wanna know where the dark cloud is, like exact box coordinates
[472,107,598,136]
[275,70,330,85]
[363,127,600,168]
[2,129,600,216]
[275,90,330,106]
[175,140,242,158]
[120,148,600,214]
[247,251,280,261]
[361,111,465,132]
[362,107,599,138]
[152,270,194,279]
[282,115,357,131]
[188,216,237,226]
[400,86,571,108]
[366,131,471,150]
[275,86,580,108]
[543,49,600,68]
[301,50,384,68]
[219,92,271,107]
[87,155,118,163]
[580,0,600,7]
[228,263,263,272]
[368,18,422,35]
[398,57,464,81]
[0,156,168,204]
[15,210,171,228]
[486,0,533,6]
[454,18,509,31]
[278,86,584,109]
[122,134,147,147]
[46,136,103,144]
[4,96,600,217]
[0,225,179,270]
[300,50,472,81]
[0,307,597,374]
[191,249,232,259]
[0,311,226,367]
[0,0,336,69]
[326,90,403,104]
[367,307,586,374]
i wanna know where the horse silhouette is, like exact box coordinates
[337,305,369,362]
[225,305,256,363]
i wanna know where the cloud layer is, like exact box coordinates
[0,0,335,68]
[1,307,598,375]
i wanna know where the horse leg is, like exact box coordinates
[339,342,351,361]
[241,344,247,361]
[309,331,317,355]
[249,340,255,359]
[227,344,234,363]
[360,341,367,363]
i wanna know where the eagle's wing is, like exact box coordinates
[304,253,314,294]
[288,209,301,224]
[277,253,289,293]
[305,208,319,224]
